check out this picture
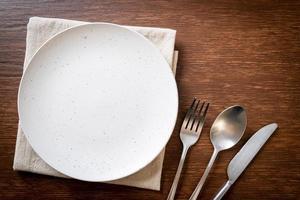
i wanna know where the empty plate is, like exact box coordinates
[18,23,178,181]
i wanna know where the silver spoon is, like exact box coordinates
[189,105,247,200]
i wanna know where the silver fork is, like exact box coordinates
[167,98,209,200]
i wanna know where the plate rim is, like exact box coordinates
[18,22,179,182]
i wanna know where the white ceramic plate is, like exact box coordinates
[18,23,178,182]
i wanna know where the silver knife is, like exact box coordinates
[213,123,278,200]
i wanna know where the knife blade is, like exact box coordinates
[213,123,278,200]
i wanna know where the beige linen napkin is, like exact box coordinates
[13,17,178,191]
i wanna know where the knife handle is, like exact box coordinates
[213,180,232,200]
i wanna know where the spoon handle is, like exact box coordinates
[167,144,189,200]
[189,149,219,200]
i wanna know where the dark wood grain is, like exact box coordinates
[0,0,299,199]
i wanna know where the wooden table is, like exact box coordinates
[1,1,299,199]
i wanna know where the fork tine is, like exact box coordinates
[187,100,200,130]
[191,101,204,131]
[181,98,197,129]
[195,102,209,132]
[203,102,209,117]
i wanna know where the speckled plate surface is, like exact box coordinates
[18,23,178,182]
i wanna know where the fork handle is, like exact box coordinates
[166,144,189,200]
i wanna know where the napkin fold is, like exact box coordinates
[13,17,178,191]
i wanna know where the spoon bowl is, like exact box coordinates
[211,105,247,151]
